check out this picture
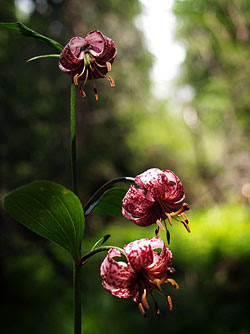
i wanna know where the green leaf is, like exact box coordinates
[90,234,111,251]
[2,181,85,262]
[89,187,127,217]
[0,21,63,52]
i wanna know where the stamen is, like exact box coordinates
[170,206,186,217]
[166,278,179,290]
[138,302,146,317]
[155,226,160,237]
[74,63,86,86]
[106,61,112,72]
[141,289,150,310]
[181,220,191,233]
[155,302,161,317]
[166,229,171,245]
[89,69,99,101]
[156,219,165,231]
[166,213,173,226]
[80,86,86,98]
[74,74,79,86]
[82,68,89,88]
[167,295,173,311]
[93,84,98,101]
[107,75,115,87]
[181,212,189,223]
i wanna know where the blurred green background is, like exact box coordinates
[1,0,250,333]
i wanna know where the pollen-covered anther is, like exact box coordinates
[156,219,165,231]
[153,274,167,291]
[80,86,86,98]
[107,75,115,87]
[166,213,173,226]
[106,61,112,72]
[181,219,191,233]
[138,302,146,317]
[167,295,173,311]
[141,289,150,310]
[166,278,179,290]
[73,74,79,86]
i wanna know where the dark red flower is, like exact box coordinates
[100,237,178,316]
[122,168,190,233]
[59,30,117,100]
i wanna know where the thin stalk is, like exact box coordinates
[74,264,82,334]
[71,81,78,196]
[84,176,135,215]
[81,245,126,264]
[70,81,81,334]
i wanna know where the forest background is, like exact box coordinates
[1,0,250,333]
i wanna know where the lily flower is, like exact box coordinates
[100,237,179,317]
[59,30,117,100]
[122,168,190,234]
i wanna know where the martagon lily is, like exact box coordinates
[59,30,117,100]
[122,168,190,235]
[100,237,179,316]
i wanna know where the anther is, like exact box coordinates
[141,289,150,310]
[74,74,79,86]
[80,86,86,98]
[167,295,173,311]
[107,75,115,87]
[166,214,173,226]
[166,278,179,290]
[138,302,146,317]
[181,220,191,233]
[156,219,165,231]
[106,61,112,72]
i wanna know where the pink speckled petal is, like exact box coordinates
[100,249,137,299]
[146,238,173,278]
[124,239,154,272]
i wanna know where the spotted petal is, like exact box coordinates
[100,249,137,299]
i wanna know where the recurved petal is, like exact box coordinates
[124,239,154,272]
[122,185,154,216]
[85,30,106,56]
[100,249,136,292]
[97,37,117,62]
[162,170,185,203]
[146,238,173,277]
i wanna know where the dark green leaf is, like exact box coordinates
[3,181,85,261]
[88,187,127,217]
[90,234,111,250]
[0,21,63,52]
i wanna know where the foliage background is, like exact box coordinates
[1,0,250,333]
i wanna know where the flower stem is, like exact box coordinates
[81,245,126,264]
[71,81,78,196]
[84,176,135,216]
[74,264,82,334]
[70,81,81,333]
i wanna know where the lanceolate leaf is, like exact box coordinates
[88,187,127,217]
[90,234,111,251]
[3,181,85,262]
[0,21,63,52]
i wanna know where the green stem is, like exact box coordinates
[74,264,82,334]
[84,176,135,216]
[81,245,126,264]
[70,82,81,333]
[71,81,78,196]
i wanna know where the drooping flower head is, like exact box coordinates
[100,237,179,316]
[122,168,190,234]
[59,30,117,100]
